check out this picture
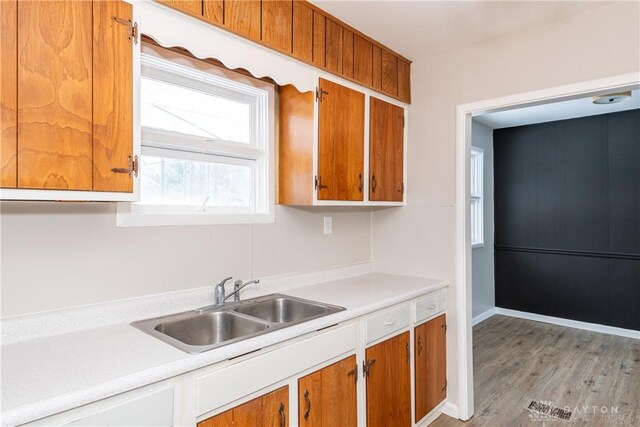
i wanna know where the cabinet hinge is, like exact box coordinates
[362,358,376,378]
[347,364,358,384]
[314,175,327,191]
[111,155,138,178]
[315,87,329,102]
[112,16,139,44]
[401,115,405,128]
[443,379,448,391]
[442,322,448,332]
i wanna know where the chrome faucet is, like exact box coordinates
[213,276,233,306]
[225,279,260,303]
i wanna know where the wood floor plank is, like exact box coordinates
[431,315,640,426]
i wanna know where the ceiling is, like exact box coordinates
[311,1,616,60]
[474,89,640,129]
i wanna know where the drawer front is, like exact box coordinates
[366,304,410,344]
[196,323,357,417]
[414,290,446,323]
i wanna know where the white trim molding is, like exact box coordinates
[455,72,640,421]
[472,308,497,326]
[494,308,640,340]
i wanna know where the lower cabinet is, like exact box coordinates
[365,332,411,427]
[198,386,289,427]
[298,355,358,427]
[414,314,447,422]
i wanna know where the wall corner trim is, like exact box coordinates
[472,308,497,326]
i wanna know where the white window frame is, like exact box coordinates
[117,43,275,227]
[470,146,484,248]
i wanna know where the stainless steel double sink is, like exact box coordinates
[132,294,345,354]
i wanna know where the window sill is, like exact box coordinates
[472,243,485,249]
[116,204,274,227]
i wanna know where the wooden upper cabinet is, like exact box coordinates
[224,0,261,41]
[298,355,357,427]
[324,19,342,74]
[292,1,313,62]
[203,0,223,25]
[17,0,93,190]
[415,314,447,421]
[353,35,372,87]
[198,386,289,427]
[365,332,411,427]
[398,59,411,102]
[370,97,404,202]
[93,0,134,192]
[262,0,293,53]
[156,0,202,17]
[342,28,354,78]
[381,49,398,97]
[317,78,364,201]
[312,11,326,68]
[372,45,382,90]
[1,0,17,188]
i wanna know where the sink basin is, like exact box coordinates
[234,297,331,323]
[132,294,345,354]
[154,311,269,346]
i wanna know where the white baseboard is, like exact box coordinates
[495,308,640,340]
[441,402,460,419]
[472,307,496,326]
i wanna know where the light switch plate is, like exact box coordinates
[323,216,332,234]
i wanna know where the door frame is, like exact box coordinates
[454,72,640,420]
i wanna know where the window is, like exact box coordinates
[118,45,274,226]
[470,147,484,248]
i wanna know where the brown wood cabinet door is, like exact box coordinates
[92,0,133,193]
[317,78,364,201]
[203,0,223,25]
[324,19,342,74]
[312,11,325,67]
[0,0,17,188]
[263,386,289,427]
[17,0,93,190]
[262,0,292,53]
[397,59,411,103]
[369,97,404,202]
[225,0,261,41]
[156,0,202,17]
[198,408,234,427]
[292,1,313,63]
[381,50,398,97]
[353,35,372,87]
[415,314,447,421]
[298,355,357,427]
[366,332,411,427]
[342,28,354,78]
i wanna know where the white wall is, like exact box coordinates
[471,121,495,319]
[0,203,371,316]
[372,0,640,412]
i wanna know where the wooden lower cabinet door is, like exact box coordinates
[298,355,357,427]
[414,314,447,421]
[365,332,411,427]
[198,385,288,427]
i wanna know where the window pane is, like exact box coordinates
[139,155,252,208]
[141,77,252,144]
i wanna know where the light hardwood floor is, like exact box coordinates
[431,315,640,427]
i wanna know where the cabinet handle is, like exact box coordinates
[303,390,311,420]
[427,304,436,310]
[279,402,286,427]
[398,182,404,193]
[358,174,363,193]
[383,318,396,326]
[406,341,410,363]
[418,336,423,355]
[111,155,138,177]
[371,174,377,193]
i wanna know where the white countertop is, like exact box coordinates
[1,273,447,426]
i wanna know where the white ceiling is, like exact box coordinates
[474,89,640,129]
[311,1,616,60]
